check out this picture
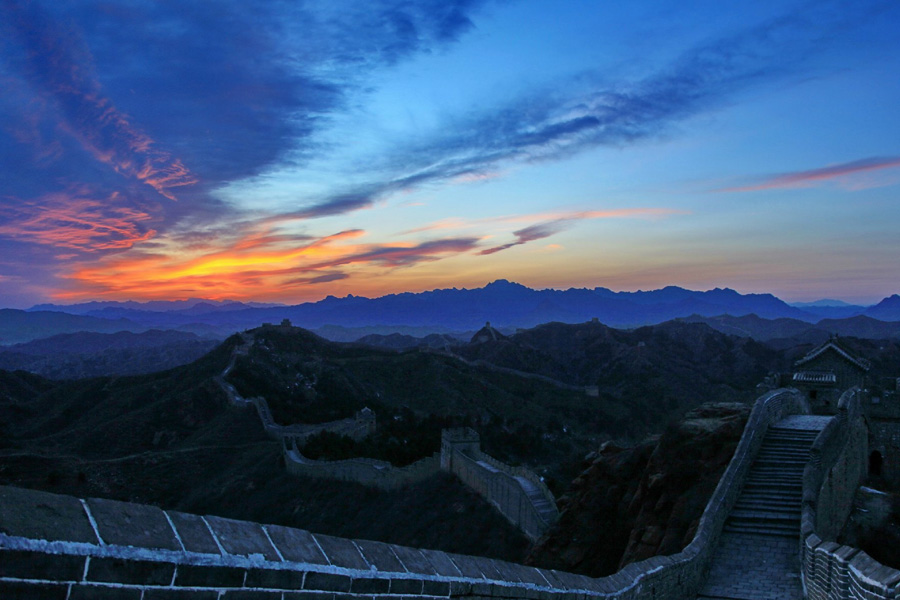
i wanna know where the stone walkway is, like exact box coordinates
[697,415,831,600]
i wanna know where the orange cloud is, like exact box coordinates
[0,189,157,251]
[54,224,481,302]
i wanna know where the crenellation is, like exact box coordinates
[5,388,900,599]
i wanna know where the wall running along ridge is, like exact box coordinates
[801,388,900,600]
[217,333,558,528]
[0,389,817,599]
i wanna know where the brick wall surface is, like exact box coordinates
[1,389,815,600]
[801,388,900,600]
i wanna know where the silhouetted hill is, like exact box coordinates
[0,336,528,561]
[0,308,147,344]
[680,314,900,341]
[0,330,219,379]
[450,320,785,413]
[866,295,900,321]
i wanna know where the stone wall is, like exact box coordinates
[801,388,900,600]
[284,441,441,490]
[0,388,818,600]
[440,428,559,541]
[446,449,552,541]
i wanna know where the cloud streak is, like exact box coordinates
[478,208,680,255]
[717,156,900,192]
[0,188,158,251]
[298,1,889,220]
[2,0,197,201]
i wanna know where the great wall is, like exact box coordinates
[2,335,900,599]
[217,329,561,539]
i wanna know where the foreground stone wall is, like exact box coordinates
[801,388,900,600]
[0,388,813,600]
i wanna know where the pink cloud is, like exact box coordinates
[719,156,900,192]
[0,189,158,251]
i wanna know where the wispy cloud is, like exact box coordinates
[3,1,197,201]
[403,207,680,237]
[478,208,682,255]
[0,188,158,251]
[305,1,888,219]
[717,156,900,192]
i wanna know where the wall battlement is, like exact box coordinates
[1,388,836,600]
[801,388,900,600]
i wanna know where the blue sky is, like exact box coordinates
[1,0,899,307]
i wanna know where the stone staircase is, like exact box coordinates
[697,415,831,600]
[723,425,819,538]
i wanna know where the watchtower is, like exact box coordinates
[440,428,481,470]
[792,336,870,414]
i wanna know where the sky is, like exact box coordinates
[1,0,899,308]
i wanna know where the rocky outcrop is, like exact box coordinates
[526,402,750,577]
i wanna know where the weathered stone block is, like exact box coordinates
[354,539,405,572]
[167,511,221,554]
[506,564,549,587]
[0,580,69,600]
[245,566,306,589]
[204,515,281,561]
[220,591,282,599]
[312,534,369,570]
[86,497,180,551]
[390,545,437,576]
[87,556,175,586]
[0,548,85,580]
[534,569,565,589]
[0,486,98,544]
[143,590,220,600]
[422,580,451,596]
[304,571,352,592]
[265,525,329,565]
[488,560,524,583]
[470,582,494,596]
[420,549,462,577]
[449,580,473,596]
[175,564,246,587]
[447,553,486,579]
[475,558,504,581]
[69,584,143,600]
[350,577,391,594]
[390,578,424,594]
[282,592,334,600]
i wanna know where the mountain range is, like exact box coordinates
[5,281,900,345]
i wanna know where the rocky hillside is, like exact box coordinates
[526,402,750,577]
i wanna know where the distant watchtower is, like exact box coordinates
[440,428,481,470]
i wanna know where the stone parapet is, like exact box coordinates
[800,387,900,600]
[0,389,824,600]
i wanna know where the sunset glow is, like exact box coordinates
[2,1,900,307]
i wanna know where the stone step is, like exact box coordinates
[745,477,803,486]
[736,493,800,505]
[729,510,800,523]
[733,497,800,509]
[739,489,801,498]
[722,522,800,538]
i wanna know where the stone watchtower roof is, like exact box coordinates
[792,371,837,384]
[794,338,871,372]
